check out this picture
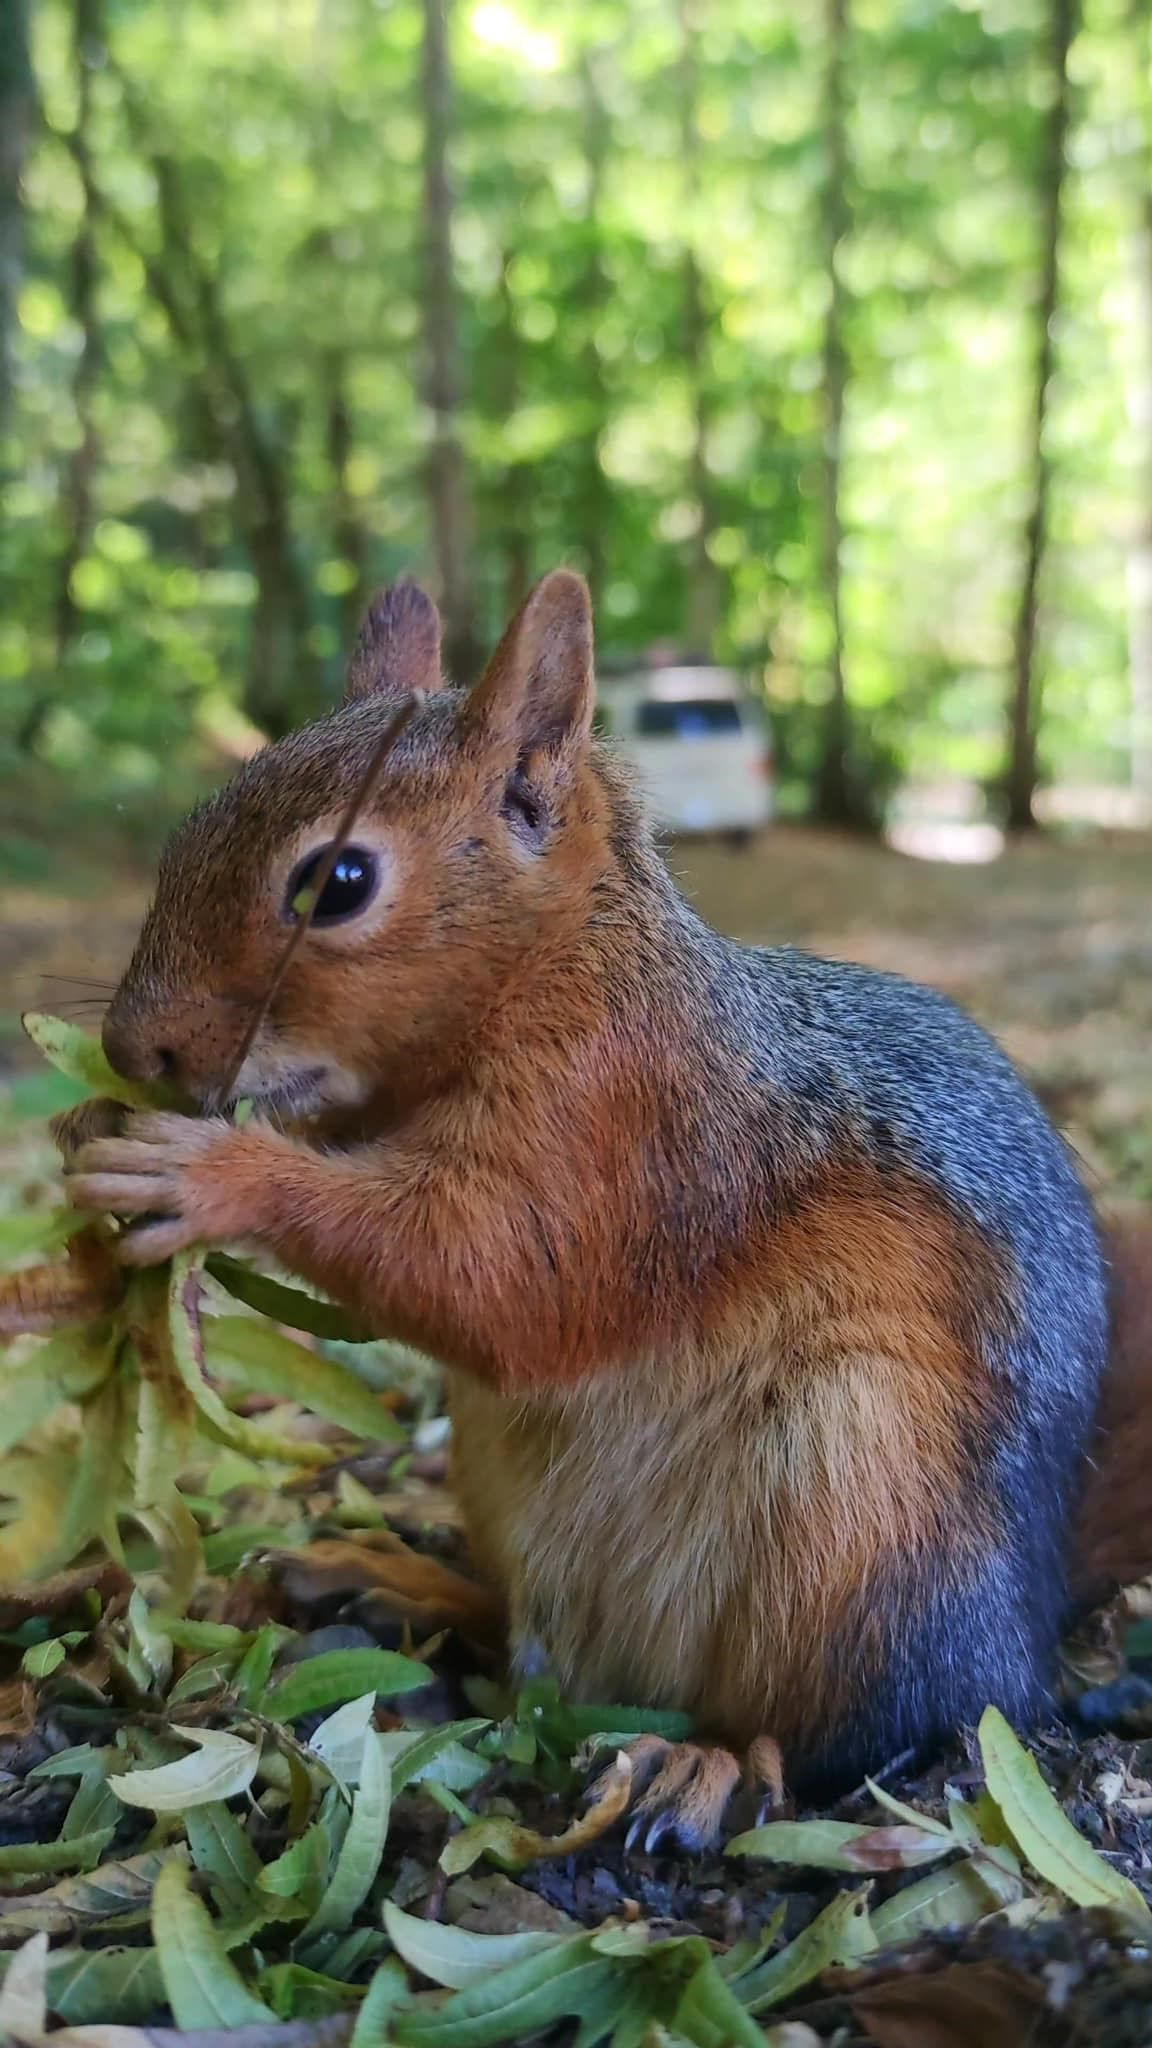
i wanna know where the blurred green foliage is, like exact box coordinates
[0,0,1150,830]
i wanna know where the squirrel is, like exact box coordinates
[60,570,1152,1850]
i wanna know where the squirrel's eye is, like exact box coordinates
[286,845,379,926]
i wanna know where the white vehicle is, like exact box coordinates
[596,665,774,844]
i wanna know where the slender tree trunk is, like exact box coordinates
[1126,187,1152,803]
[1126,0,1152,804]
[115,86,319,735]
[575,51,610,615]
[0,0,35,464]
[1004,0,1077,833]
[495,252,531,619]
[678,0,719,659]
[813,0,863,828]
[420,0,477,681]
[55,0,103,663]
[323,347,369,644]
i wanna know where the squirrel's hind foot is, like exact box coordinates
[589,1732,785,1854]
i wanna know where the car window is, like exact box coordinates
[635,698,743,738]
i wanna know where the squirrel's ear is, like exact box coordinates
[344,581,444,703]
[467,570,594,753]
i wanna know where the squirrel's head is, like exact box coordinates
[102,570,631,1117]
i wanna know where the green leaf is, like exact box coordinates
[714,1908,785,1982]
[204,1315,403,1442]
[870,1859,1005,1943]
[668,1951,768,2048]
[438,1818,540,1876]
[167,1253,334,1470]
[167,1618,253,1653]
[233,1622,287,1704]
[0,1447,83,1585]
[0,1332,114,1460]
[58,1369,132,1564]
[206,1255,375,1344]
[0,1847,185,1936]
[60,1756,122,1841]
[134,1490,204,1617]
[736,1889,878,2013]
[151,1857,277,2027]
[185,1802,264,1899]
[864,1778,952,1838]
[518,1681,693,1752]
[168,1654,237,1706]
[21,1636,68,1678]
[299,1733,392,1942]
[382,1902,570,1991]
[28,1745,101,1780]
[384,1721,492,1792]
[127,1587,174,1691]
[202,1522,296,1574]
[258,1822,332,1912]
[727,1817,952,1871]
[978,1706,1152,1923]
[44,1943,166,2025]
[111,1726,260,1811]
[352,1958,410,2048]
[258,1647,430,1723]
[307,1693,379,1784]
[0,1827,116,1880]
[322,1927,387,1983]
[134,1343,197,1510]
[260,1959,363,2019]
[0,1208,91,1260]
[391,1937,620,2048]
[22,1012,175,1110]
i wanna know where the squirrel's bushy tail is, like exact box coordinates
[1070,1213,1152,1610]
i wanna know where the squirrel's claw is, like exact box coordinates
[51,1097,126,1164]
[591,1733,784,1854]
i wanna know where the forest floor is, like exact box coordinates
[1,824,1151,2048]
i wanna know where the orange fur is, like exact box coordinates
[447,1165,1004,1751]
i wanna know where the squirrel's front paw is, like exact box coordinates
[65,1111,265,1264]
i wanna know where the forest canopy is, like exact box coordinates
[1,0,1151,832]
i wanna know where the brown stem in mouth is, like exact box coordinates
[211,689,426,1116]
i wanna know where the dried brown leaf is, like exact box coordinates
[0,1560,130,1630]
[443,1873,579,1935]
[440,1754,633,1874]
[262,1539,501,1642]
[851,1961,1044,2048]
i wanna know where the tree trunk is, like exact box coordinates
[812,0,864,828]
[495,251,531,619]
[575,51,611,615]
[420,0,477,681]
[1003,0,1077,833]
[55,0,103,664]
[678,0,719,660]
[113,84,320,735]
[1127,187,1152,804]
[0,0,35,465]
[323,347,369,645]
[1126,0,1152,805]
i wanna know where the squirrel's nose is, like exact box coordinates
[102,1009,182,1088]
